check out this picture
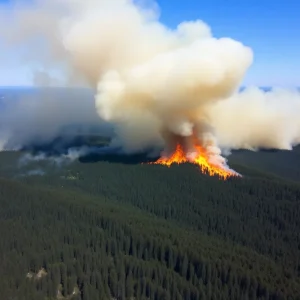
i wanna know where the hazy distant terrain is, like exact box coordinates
[229,146,300,182]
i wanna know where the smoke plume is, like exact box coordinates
[0,88,111,150]
[0,0,299,167]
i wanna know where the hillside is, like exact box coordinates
[0,147,299,299]
[228,145,300,182]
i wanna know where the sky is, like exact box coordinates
[0,0,299,87]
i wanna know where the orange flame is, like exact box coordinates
[149,144,239,180]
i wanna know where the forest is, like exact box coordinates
[0,142,299,300]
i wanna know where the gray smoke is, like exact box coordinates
[0,88,112,150]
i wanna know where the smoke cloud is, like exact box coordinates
[18,146,90,166]
[0,0,299,167]
[0,88,112,150]
[208,87,300,151]
[18,145,117,167]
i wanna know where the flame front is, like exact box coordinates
[149,144,239,180]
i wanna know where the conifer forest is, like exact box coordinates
[0,143,300,300]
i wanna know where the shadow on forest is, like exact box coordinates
[18,134,160,165]
[78,152,159,165]
[20,135,110,156]
[232,148,281,154]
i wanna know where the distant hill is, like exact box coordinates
[228,145,300,182]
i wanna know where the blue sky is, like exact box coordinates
[158,0,299,87]
[0,0,299,87]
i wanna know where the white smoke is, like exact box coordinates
[18,145,118,167]
[22,169,45,177]
[208,87,300,151]
[0,0,299,168]
[18,146,91,166]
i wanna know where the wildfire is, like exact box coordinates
[149,144,238,180]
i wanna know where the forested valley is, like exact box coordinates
[0,146,299,300]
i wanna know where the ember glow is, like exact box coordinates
[150,144,239,180]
